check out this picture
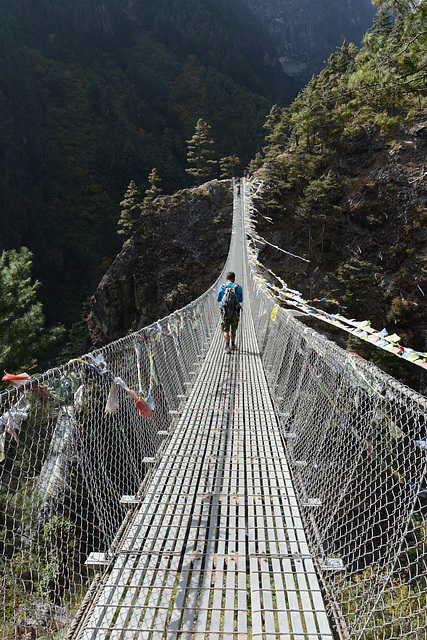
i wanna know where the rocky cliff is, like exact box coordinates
[88,120,427,389]
[241,0,375,85]
[255,118,427,384]
[88,180,232,346]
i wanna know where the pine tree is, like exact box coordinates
[248,152,264,172]
[141,168,162,217]
[370,8,394,38]
[348,0,427,113]
[263,105,286,146]
[117,180,142,237]
[297,171,341,264]
[372,0,414,13]
[0,247,64,374]
[219,155,240,179]
[327,257,378,314]
[186,119,217,185]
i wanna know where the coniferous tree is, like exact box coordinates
[186,119,217,185]
[219,155,240,179]
[0,247,64,374]
[248,152,264,172]
[297,171,341,264]
[348,0,427,113]
[117,180,142,237]
[141,168,162,217]
[372,0,413,12]
[326,257,378,314]
[263,105,287,154]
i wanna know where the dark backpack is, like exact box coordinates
[221,284,241,319]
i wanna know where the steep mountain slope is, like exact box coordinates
[0,0,274,326]
[88,180,232,345]
[0,0,376,333]
[241,0,375,84]
[256,120,427,341]
[247,0,427,388]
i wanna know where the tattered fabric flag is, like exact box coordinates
[46,371,81,402]
[4,419,19,443]
[86,353,108,371]
[74,385,85,411]
[3,373,49,397]
[2,372,31,383]
[135,339,143,394]
[105,384,119,414]
[5,396,31,426]
[387,417,404,440]
[384,333,401,343]
[114,376,137,398]
[0,411,20,444]
[114,377,152,419]
[148,344,158,385]
[145,394,155,411]
[0,432,5,462]
[134,397,153,419]
[271,304,279,322]
[361,438,376,461]
[150,345,159,384]
[33,384,50,399]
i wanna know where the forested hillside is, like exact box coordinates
[0,0,375,338]
[249,0,427,388]
[0,0,279,327]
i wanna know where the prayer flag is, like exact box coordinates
[134,397,153,419]
[0,433,5,462]
[4,419,19,444]
[105,384,119,414]
[271,305,279,322]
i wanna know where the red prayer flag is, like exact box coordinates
[5,420,19,443]
[2,373,30,382]
[134,397,153,419]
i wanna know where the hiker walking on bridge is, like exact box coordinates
[217,271,243,353]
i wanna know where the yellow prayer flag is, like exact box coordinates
[385,333,401,343]
[271,305,279,322]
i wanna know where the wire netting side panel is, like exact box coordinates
[0,282,221,640]
[244,183,427,639]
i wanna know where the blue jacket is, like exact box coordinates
[217,282,243,303]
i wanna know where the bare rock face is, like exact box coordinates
[337,123,427,309]
[240,0,375,84]
[258,118,427,361]
[88,180,232,346]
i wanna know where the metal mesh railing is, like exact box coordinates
[0,276,224,639]
[2,179,427,640]
[244,180,427,639]
[0,183,248,640]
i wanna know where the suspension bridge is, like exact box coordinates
[1,180,427,640]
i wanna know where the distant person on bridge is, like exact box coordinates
[217,271,243,353]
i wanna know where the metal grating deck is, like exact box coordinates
[78,193,333,640]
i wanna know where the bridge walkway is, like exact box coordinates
[77,191,333,639]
